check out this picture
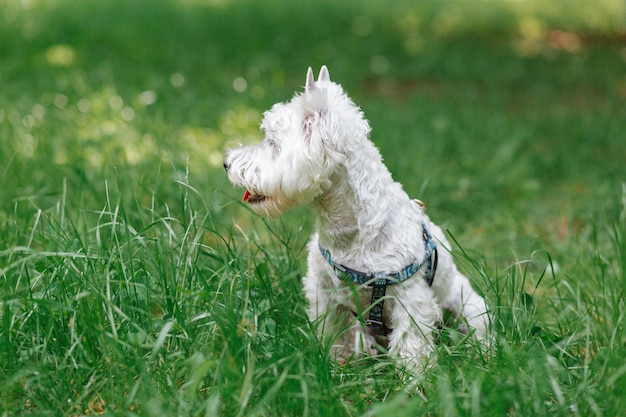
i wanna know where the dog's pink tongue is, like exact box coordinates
[242,189,251,202]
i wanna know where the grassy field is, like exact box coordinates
[1,0,625,416]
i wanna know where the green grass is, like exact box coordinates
[1,0,626,415]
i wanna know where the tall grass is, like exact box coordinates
[2,177,625,416]
[1,174,345,415]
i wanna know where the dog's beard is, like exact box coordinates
[243,191,291,218]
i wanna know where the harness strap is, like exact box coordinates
[319,222,438,336]
[367,278,390,336]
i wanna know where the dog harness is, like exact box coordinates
[318,221,438,337]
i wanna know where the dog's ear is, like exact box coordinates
[305,67,317,94]
[304,67,328,111]
[318,65,330,82]
[302,67,326,140]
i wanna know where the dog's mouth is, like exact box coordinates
[242,189,266,204]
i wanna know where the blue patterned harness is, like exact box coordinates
[318,222,438,336]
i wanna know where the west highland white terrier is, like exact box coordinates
[224,66,490,371]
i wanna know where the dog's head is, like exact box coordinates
[224,66,371,217]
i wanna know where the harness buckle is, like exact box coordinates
[332,264,351,281]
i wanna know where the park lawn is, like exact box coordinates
[1,0,625,416]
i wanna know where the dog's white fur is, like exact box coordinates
[225,66,490,371]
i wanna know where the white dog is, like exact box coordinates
[224,66,490,371]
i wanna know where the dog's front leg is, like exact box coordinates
[330,305,380,362]
[303,276,377,361]
[386,287,441,372]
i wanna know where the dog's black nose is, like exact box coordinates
[223,160,230,171]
